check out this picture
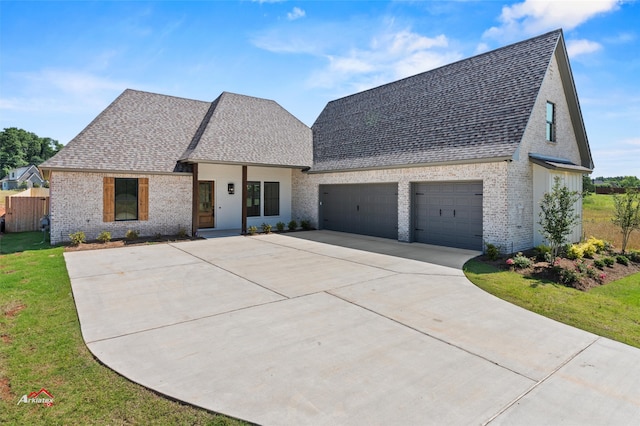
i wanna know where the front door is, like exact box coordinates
[198,181,214,228]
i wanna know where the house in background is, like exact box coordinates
[41,29,592,251]
[39,91,312,244]
[1,165,45,190]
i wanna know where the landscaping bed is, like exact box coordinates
[481,239,640,291]
[64,234,201,252]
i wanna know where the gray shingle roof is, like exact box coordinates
[180,92,312,167]
[40,90,312,173]
[40,90,211,173]
[310,30,563,172]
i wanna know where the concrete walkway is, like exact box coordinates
[65,231,640,425]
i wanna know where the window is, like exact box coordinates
[115,178,138,220]
[246,181,260,217]
[546,101,555,142]
[264,182,280,216]
[103,177,148,222]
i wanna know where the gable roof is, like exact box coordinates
[310,29,578,173]
[40,90,312,174]
[1,165,43,183]
[180,92,312,167]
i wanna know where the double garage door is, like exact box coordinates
[413,181,483,250]
[320,181,483,250]
[320,184,398,239]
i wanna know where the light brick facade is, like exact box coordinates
[49,171,192,244]
[292,52,585,254]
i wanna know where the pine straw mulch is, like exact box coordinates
[64,235,202,252]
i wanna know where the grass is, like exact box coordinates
[463,193,640,349]
[464,260,640,348]
[583,193,640,250]
[0,233,245,425]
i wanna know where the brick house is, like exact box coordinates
[41,29,592,251]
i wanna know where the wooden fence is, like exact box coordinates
[595,187,640,194]
[4,195,49,233]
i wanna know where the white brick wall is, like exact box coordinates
[293,53,586,254]
[49,171,192,244]
[293,161,511,248]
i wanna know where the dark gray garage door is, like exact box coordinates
[412,181,483,250]
[320,184,398,239]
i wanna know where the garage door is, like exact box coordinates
[412,181,483,250]
[320,184,398,239]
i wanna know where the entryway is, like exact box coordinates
[197,180,214,228]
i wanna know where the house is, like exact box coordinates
[293,28,592,251]
[1,165,45,190]
[41,29,592,251]
[40,91,312,244]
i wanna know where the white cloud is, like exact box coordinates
[566,39,602,57]
[287,7,305,21]
[484,0,620,41]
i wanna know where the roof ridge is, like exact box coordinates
[322,29,563,107]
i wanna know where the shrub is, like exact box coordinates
[581,242,597,259]
[97,231,111,243]
[261,223,272,234]
[586,236,606,253]
[616,255,630,266]
[585,265,598,279]
[485,243,501,261]
[276,221,285,232]
[287,220,297,231]
[125,229,139,241]
[574,259,588,274]
[534,244,552,262]
[177,227,188,238]
[300,220,311,230]
[247,226,258,235]
[557,267,580,285]
[538,177,581,257]
[603,257,615,267]
[510,252,532,269]
[593,259,605,270]
[627,250,640,263]
[68,231,86,246]
[566,244,584,260]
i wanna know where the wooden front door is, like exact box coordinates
[198,181,214,228]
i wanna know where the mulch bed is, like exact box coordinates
[64,235,201,252]
[480,252,640,291]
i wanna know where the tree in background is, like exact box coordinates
[538,176,581,258]
[612,188,640,254]
[0,127,62,179]
[582,175,595,197]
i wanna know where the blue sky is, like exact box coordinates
[1,0,638,178]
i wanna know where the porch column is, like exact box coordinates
[241,165,247,234]
[192,163,198,237]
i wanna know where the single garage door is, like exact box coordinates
[413,181,483,250]
[320,183,398,239]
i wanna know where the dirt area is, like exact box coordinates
[64,235,201,252]
[480,251,640,291]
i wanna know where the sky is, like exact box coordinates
[1,0,638,178]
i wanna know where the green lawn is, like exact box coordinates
[583,193,640,250]
[464,260,640,348]
[0,233,244,425]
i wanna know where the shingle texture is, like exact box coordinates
[310,30,562,172]
[41,90,312,173]
[180,92,312,167]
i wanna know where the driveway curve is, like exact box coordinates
[65,231,640,425]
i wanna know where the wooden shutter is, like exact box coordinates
[103,177,115,222]
[138,178,149,221]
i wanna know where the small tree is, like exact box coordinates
[612,188,640,254]
[538,176,581,258]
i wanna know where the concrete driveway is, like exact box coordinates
[65,231,640,425]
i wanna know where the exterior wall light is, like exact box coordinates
[228,183,235,195]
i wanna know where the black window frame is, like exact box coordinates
[264,182,280,216]
[246,181,260,217]
[546,101,556,142]
[115,178,138,221]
